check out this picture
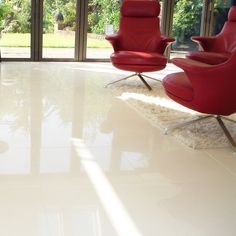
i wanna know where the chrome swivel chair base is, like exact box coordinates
[105,72,161,91]
[164,115,236,149]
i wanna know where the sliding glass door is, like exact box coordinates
[0,0,31,59]
[42,0,77,59]
[211,0,231,35]
[0,0,233,61]
[171,0,203,55]
[86,0,120,59]
[0,0,79,60]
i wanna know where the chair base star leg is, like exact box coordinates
[165,115,236,150]
[105,72,161,90]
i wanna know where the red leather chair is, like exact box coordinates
[162,54,236,148]
[186,6,236,65]
[105,0,175,90]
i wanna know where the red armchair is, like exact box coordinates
[162,54,236,148]
[186,6,236,65]
[105,0,175,90]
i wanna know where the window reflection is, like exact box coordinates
[39,207,101,236]
[0,63,158,176]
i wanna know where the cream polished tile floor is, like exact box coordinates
[0,62,236,236]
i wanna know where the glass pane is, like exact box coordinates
[212,0,231,35]
[171,0,203,56]
[42,0,76,59]
[159,0,163,28]
[0,0,31,58]
[86,0,120,59]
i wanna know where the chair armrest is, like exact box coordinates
[171,58,212,71]
[171,56,235,78]
[161,37,175,44]
[171,58,221,86]
[170,56,236,96]
[105,33,120,51]
[191,36,218,51]
[158,37,175,53]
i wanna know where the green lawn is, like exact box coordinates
[0,33,111,48]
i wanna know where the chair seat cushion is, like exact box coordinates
[163,72,193,101]
[186,51,230,65]
[111,51,167,66]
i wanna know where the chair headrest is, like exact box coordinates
[228,6,236,22]
[121,0,160,17]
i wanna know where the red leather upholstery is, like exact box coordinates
[187,6,236,64]
[106,0,175,74]
[228,5,236,21]
[162,72,193,101]
[186,51,230,65]
[121,0,160,17]
[111,51,167,72]
[163,54,236,116]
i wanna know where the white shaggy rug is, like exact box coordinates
[108,78,236,149]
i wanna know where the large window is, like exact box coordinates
[42,0,77,59]
[171,0,203,54]
[212,0,231,35]
[0,0,233,61]
[86,0,120,59]
[0,0,31,59]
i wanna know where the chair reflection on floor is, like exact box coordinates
[100,98,157,173]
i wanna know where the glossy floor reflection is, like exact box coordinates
[0,62,236,236]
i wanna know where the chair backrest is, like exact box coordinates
[118,0,163,53]
[188,51,236,115]
[212,6,236,53]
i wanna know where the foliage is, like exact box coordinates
[0,0,77,33]
[88,0,120,34]
[43,0,77,33]
[213,0,231,34]
[0,4,11,30]
[0,0,231,46]
[172,0,231,45]
[61,1,76,30]
[0,0,31,33]
[172,0,203,44]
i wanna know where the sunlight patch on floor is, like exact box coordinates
[72,138,143,236]
[118,92,198,115]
